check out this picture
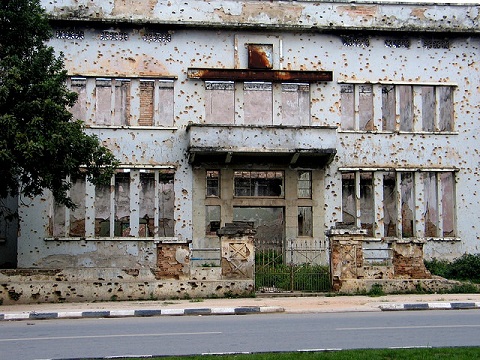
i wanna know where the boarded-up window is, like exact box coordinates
[281,83,310,126]
[158,80,174,127]
[340,84,354,130]
[234,171,283,197]
[158,173,174,237]
[383,172,397,237]
[382,85,396,131]
[360,172,374,236]
[205,81,234,124]
[401,172,415,237]
[244,82,273,125]
[69,78,87,122]
[139,80,154,126]
[297,170,312,199]
[206,170,220,198]
[113,80,130,125]
[424,172,439,237]
[52,202,66,238]
[438,86,454,132]
[95,79,112,125]
[298,206,313,236]
[399,85,413,132]
[206,205,221,235]
[359,85,373,131]
[341,172,356,224]
[422,86,435,132]
[441,172,455,237]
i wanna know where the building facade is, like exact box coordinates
[7,1,480,271]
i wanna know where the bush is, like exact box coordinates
[425,254,480,283]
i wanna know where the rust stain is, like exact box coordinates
[112,0,158,16]
[337,5,378,20]
[411,7,427,20]
[214,3,303,24]
[187,68,333,82]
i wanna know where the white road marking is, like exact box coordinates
[0,331,222,342]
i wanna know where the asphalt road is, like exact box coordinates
[1,310,480,359]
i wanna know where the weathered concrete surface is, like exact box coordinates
[0,268,253,305]
[43,1,480,33]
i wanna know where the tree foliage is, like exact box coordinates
[0,0,118,208]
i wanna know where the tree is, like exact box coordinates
[0,0,118,209]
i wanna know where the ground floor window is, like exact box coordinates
[51,168,175,239]
[341,169,456,239]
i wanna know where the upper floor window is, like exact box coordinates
[205,81,310,126]
[206,170,220,198]
[52,168,175,239]
[68,77,174,127]
[341,83,455,133]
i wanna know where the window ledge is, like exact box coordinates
[45,237,174,242]
[85,125,178,131]
[338,130,458,135]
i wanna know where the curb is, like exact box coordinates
[0,306,284,321]
[379,302,480,311]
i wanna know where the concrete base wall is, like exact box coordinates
[0,268,254,305]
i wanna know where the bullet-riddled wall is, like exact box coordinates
[15,1,480,268]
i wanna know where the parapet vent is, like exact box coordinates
[341,35,370,47]
[56,29,84,40]
[142,32,172,44]
[385,38,411,48]
[423,38,450,49]
[100,30,128,41]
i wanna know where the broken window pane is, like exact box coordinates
[206,170,220,198]
[69,175,86,237]
[297,170,312,199]
[342,172,356,225]
[422,86,435,132]
[139,171,155,237]
[441,172,455,237]
[205,81,235,124]
[234,171,283,197]
[401,172,415,237]
[359,85,374,131]
[94,181,111,237]
[281,83,310,126]
[382,85,396,131]
[360,172,374,236]
[206,205,221,236]
[298,206,313,237]
[341,84,354,130]
[244,82,273,125]
[383,172,397,237]
[139,80,154,126]
[399,85,413,132]
[113,80,130,126]
[158,173,174,237]
[95,79,112,125]
[114,172,130,236]
[438,86,454,132]
[424,172,439,237]
[158,80,174,127]
[69,78,87,123]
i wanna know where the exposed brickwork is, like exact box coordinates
[392,243,432,279]
[139,81,154,126]
[155,244,189,280]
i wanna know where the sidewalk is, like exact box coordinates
[1,293,480,321]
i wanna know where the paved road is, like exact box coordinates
[1,310,480,359]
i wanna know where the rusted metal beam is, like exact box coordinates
[187,68,333,82]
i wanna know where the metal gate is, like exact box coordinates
[255,238,331,293]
